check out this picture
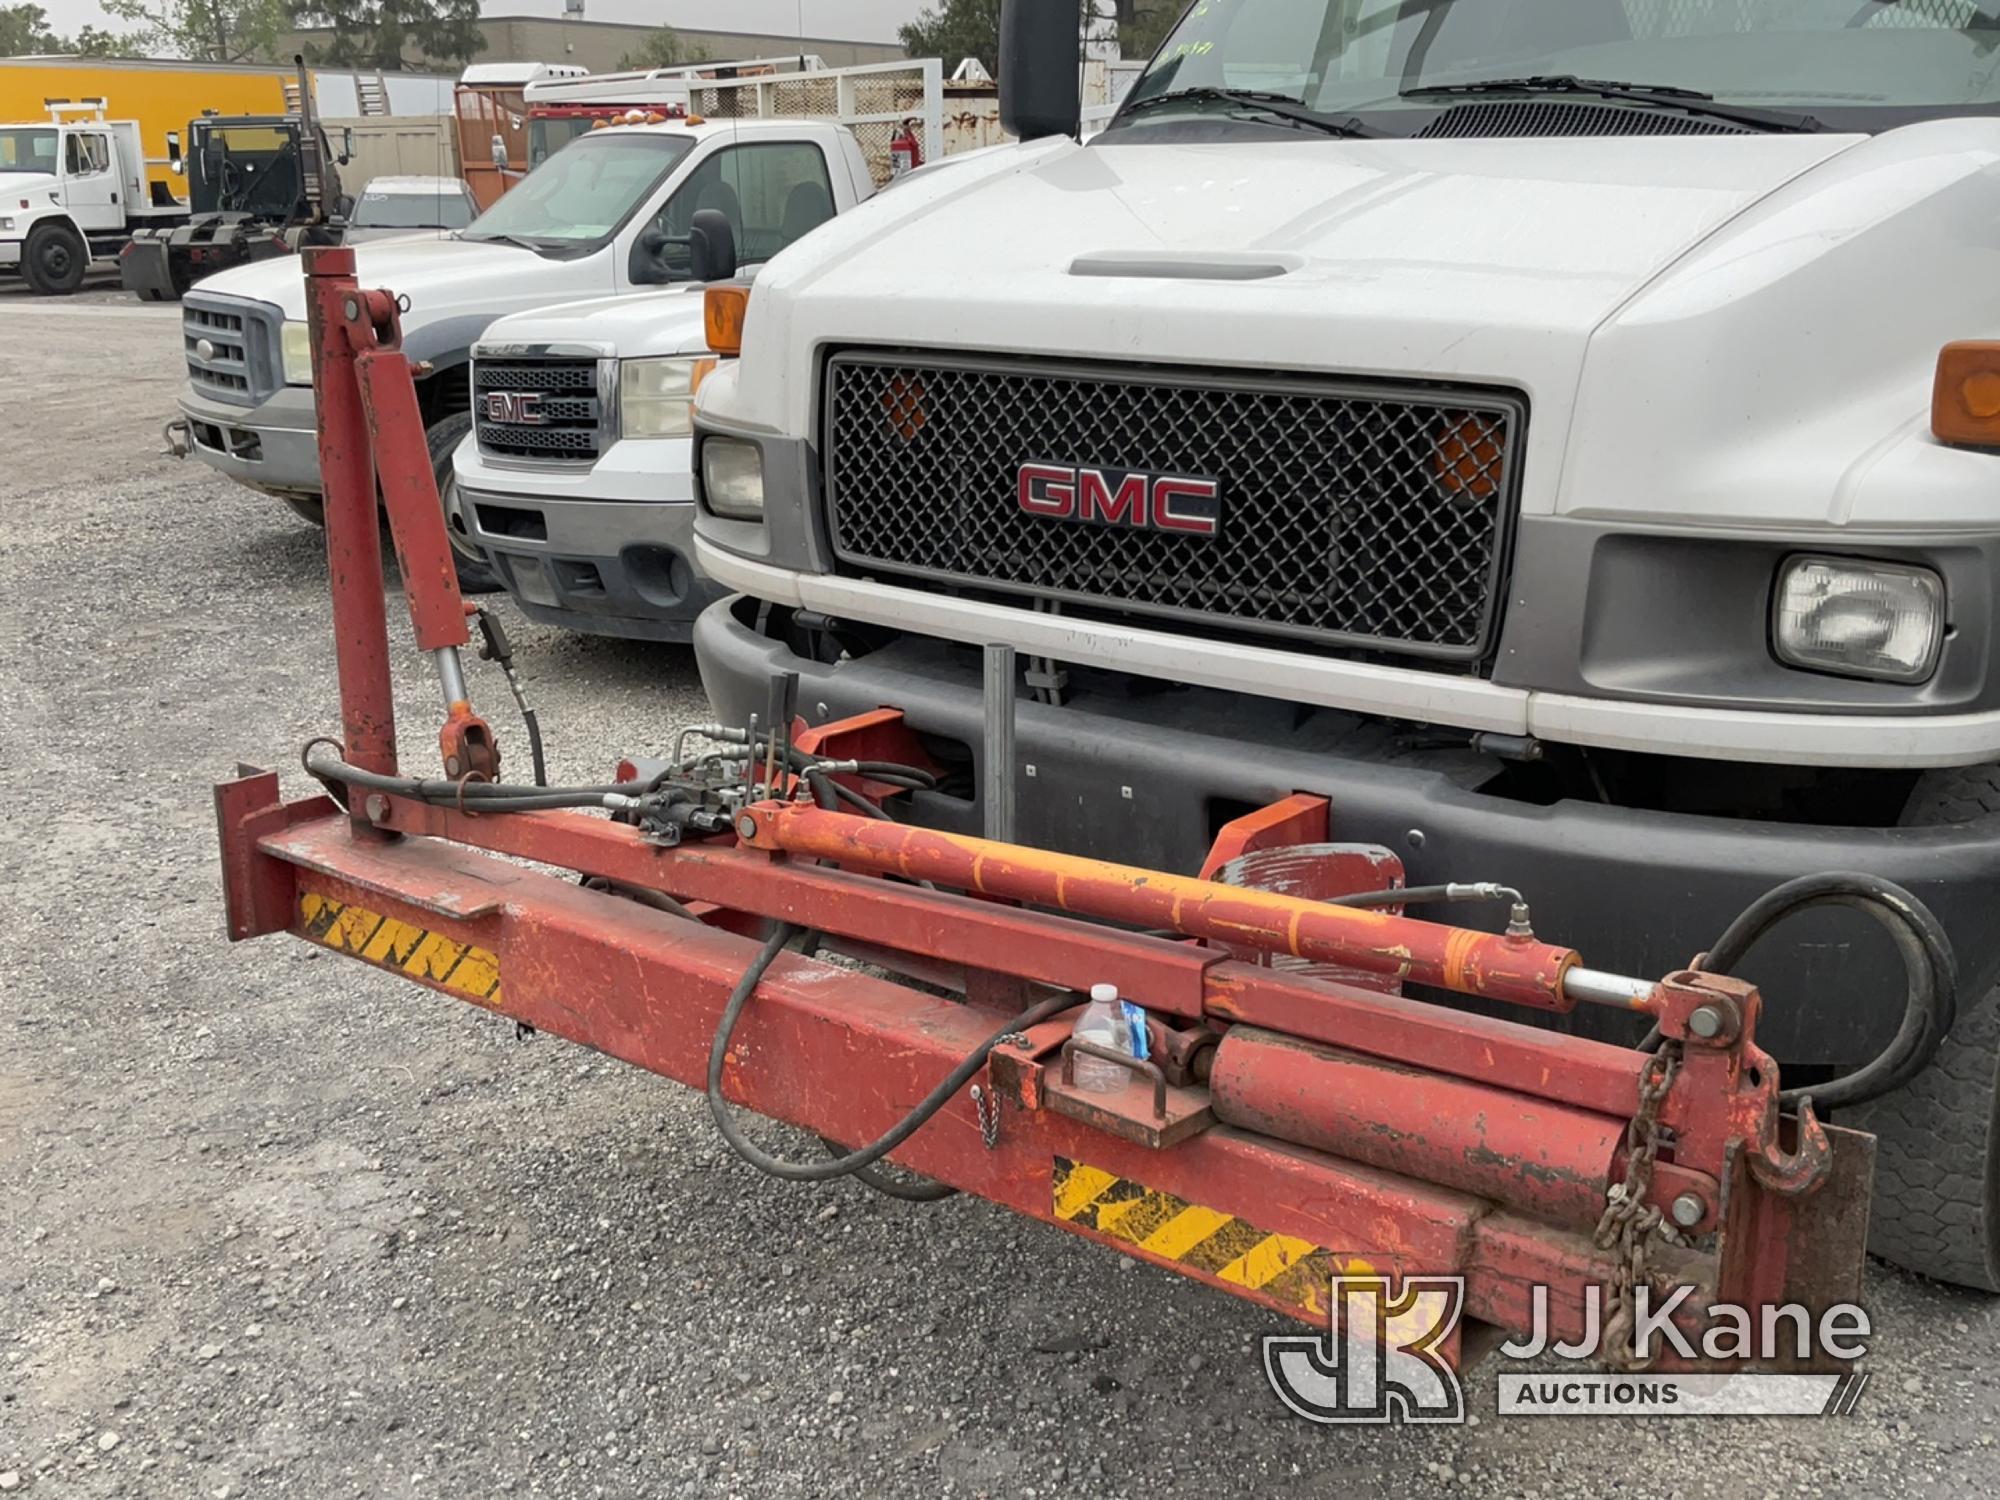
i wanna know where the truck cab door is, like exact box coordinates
[619,139,838,290]
[60,131,121,233]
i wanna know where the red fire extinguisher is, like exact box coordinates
[889,118,924,179]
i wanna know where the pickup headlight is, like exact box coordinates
[701,437,765,519]
[620,355,715,439]
[280,321,314,386]
[1773,556,1945,683]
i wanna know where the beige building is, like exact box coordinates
[273,15,907,75]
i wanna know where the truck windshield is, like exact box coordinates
[353,189,474,229]
[0,127,58,174]
[1122,0,2000,127]
[462,132,693,249]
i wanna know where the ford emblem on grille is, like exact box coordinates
[485,390,545,425]
[1017,462,1222,538]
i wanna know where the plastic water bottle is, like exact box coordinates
[1073,983,1134,1093]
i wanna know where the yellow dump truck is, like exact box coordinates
[0,56,294,197]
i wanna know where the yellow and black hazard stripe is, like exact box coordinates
[299,892,503,1006]
[1053,1157,1336,1315]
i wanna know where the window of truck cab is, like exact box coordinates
[1119,0,2000,132]
[0,127,57,173]
[64,132,110,176]
[644,139,836,276]
[461,131,695,252]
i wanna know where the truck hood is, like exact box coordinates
[0,171,58,204]
[473,284,708,355]
[191,235,604,324]
[736,131,1877,522]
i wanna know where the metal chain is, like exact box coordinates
[1594,1041,1682,1371]
[971,1084,1000,1150]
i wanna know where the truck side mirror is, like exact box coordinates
[689,208,737,283]
[631,226,674,285]
[1000,0,1081,141]
[340,127,354,166]
[166,130,181,166]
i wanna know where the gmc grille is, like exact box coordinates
[822,352,1524,663]
[474,358,604,461]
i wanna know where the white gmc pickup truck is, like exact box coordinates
[451,122,871,638]
[690,0,2000,1290]
[172,115,863,588]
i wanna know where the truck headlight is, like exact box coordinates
[700,437,765,520]
[1772,556,1945,683]
[620,356,715,439]
[280,321,314,386]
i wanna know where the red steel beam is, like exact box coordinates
[303,247,398,810]
[736,801,1581,1011]
[368,795,1656,1122]
[229,791,1695,1350]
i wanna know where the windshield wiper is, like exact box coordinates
[1401,75,1823,134]
[1120,86,1378,139]
[463,231,548,251]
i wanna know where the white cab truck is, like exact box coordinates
[689,0,2000,1290]
[172,116,862,587]
[0,102,186,294]
[449,124,875,639]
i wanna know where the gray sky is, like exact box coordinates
[44,0,928,46]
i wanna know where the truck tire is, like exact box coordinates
[22,222,87,295]
[428,412,501,594]
[1843,763,2000,1291]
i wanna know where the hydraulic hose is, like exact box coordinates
[706,922,1074,1184]
[1644,872,1956,1111]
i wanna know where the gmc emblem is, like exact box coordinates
[1017,462,1221,538]
[485,390,544,425]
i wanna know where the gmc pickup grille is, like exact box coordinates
[822,352,1524,663]
[474,358,603,461]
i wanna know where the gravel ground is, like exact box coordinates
[2,280,1998,1500]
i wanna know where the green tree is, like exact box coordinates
[903,0,1128,76]
[898,0,1005,75]
[617,23,711,72]
[291,0,484,71]
[96,0,290,62]
[0,2,73,52]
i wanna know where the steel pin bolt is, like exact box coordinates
[363,793,389,825]
[1671,1192,1706,1228]
[1688,1005,1724,1040]
[736,813,759,841]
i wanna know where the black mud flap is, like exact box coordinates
[119,235,175,299]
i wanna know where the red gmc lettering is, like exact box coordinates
[1152,476,1222,537]
[1077,469,1148,526]
[1017,462,1221,538]
[1017,462,1076,518]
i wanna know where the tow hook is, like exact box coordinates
[162,417,191,459]
[1748,1091,1834,1197]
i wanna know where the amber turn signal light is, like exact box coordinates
[704,284,751,357]
[1932,341,2000,449]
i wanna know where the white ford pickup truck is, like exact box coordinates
[689,0,2000,1290]
[173,115,863,587]
[450,121,871,638]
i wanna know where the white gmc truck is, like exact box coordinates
[690,0,2000,1290]
[173,115,863,588]
[451,122,872,638]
